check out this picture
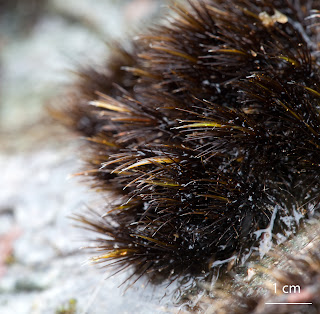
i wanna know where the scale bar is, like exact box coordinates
[265,303,312,305]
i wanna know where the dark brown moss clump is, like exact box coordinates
[59,0,320,285]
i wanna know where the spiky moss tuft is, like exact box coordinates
[58,0,320,286]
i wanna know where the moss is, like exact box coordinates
[55,299,77,314]
[57,0,320,294]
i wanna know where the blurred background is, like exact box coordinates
[0,1,177,313]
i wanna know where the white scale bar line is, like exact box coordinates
[265,303,312,305]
